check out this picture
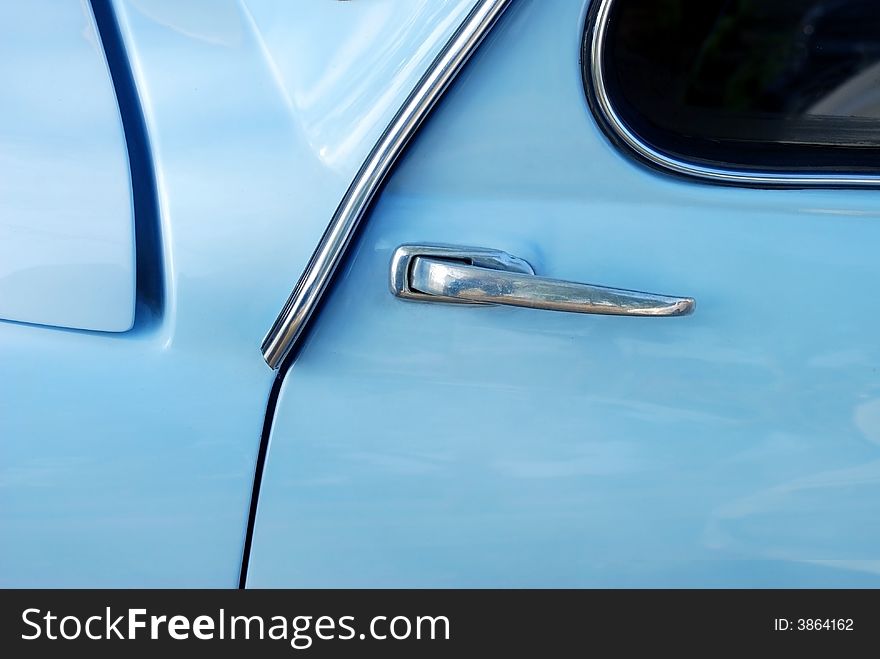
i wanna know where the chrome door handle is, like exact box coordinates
[390,244,694,316]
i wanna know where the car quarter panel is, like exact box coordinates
[0,0,476,585]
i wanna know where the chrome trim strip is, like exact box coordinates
[261,0,513,369]
[589,0,880,187]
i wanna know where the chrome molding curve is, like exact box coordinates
[261,0,513,369]
[589,0,880,188]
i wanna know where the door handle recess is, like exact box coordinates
[390,244,694,316]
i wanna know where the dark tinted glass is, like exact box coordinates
[595,0,880,172]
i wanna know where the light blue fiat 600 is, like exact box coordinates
[3,0,880,587]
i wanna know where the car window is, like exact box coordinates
[588,0,880,174]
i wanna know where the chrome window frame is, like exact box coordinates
[261,0,513,369]
[585,0,880,188]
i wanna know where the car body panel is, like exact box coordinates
[0,0,488,586]
[0,0,135,332]
[243,0,478,178]
[247,0,880,587]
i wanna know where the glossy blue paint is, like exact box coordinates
[248,0,880,586]
[0,0,487,586]
[0,1,135,332]
[243,0,478,178]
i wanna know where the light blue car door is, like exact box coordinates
[247,0,880,586]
